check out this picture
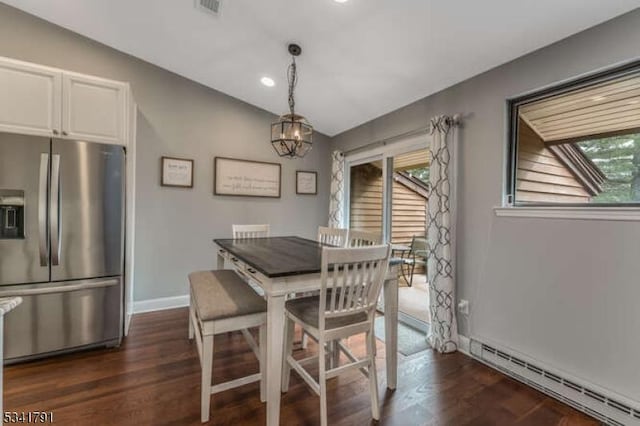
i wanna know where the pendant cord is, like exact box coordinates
[287,56,297,117]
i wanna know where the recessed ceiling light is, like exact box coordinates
[260,76,275,87]
[334,0,349,3]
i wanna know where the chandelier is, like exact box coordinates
[271,44,313,159]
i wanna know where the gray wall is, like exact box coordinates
[332,10,640,402]
[0,4,332,302]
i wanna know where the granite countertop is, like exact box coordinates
[0,297,22,315]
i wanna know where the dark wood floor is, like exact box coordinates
[5,308,597,425]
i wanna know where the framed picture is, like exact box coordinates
[161,156,194,188]
[296,171,317,195]
[214,157,281,198]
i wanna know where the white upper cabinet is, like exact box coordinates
[62,73,128,145]
[0,56,130,146]
[0,59,62,137]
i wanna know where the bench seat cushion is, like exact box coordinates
[189,270,266,321]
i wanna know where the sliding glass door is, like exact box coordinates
[348,159,384,237]
[390,148,430,330]
[345,142,431,331]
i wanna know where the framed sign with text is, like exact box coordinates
[214,157,281,198]
[161,156,194,188]
[296,171,317,195]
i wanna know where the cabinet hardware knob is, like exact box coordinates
[52,129,59,135]
[62,131,68,136]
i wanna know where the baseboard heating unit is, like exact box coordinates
[469,339,640,426]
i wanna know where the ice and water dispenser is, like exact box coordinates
[0,190,25,239]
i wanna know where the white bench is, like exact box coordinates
[188,270,267,423]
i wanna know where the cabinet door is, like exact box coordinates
[0,58,62,137]
[62,73,128,145]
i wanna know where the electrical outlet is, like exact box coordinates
[458,299,470,316]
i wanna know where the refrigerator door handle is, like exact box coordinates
[38,153,49,267]
[50,154,61,266]
[0,278,120,297]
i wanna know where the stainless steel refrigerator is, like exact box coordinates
[0,132,124,363]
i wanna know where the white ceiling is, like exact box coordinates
[4,0,640,136]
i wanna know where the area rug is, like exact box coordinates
[374,316,429,356]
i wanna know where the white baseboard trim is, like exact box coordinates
[458,335,471,357]
[133,294,189,314]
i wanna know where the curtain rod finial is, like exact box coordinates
[447,114,462,127]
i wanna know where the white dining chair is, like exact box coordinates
[347,229,382,247]
[281,244,392,426]
[229,225,269,297]
[317,226,349,248]
[232,224,270,239]
[300,226,349,349]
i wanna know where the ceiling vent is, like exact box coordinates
[195,0,221,16]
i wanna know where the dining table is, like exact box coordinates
[212,236,401,426]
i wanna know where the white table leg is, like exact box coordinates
[266,294,286,426]
[383,275,399,390]
[216,251,225,270]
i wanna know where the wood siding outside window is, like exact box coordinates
[516,119,592,203]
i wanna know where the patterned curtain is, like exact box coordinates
[426,115,459,353]
[328,151,345,228]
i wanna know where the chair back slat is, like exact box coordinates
[319,245,391,330]
[232,224,270,239]
[347,230,382,247]
[317,226,348,247]
[338,264,350,310]
[362,261,374,305]
[329,267,339,311]
[344,268,357,309]
[353,264,367,305]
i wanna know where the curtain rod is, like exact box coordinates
[342,126,430,156]
[341,114,460,156]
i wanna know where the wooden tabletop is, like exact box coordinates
[214,236,405,278]
[214,236,329,278]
